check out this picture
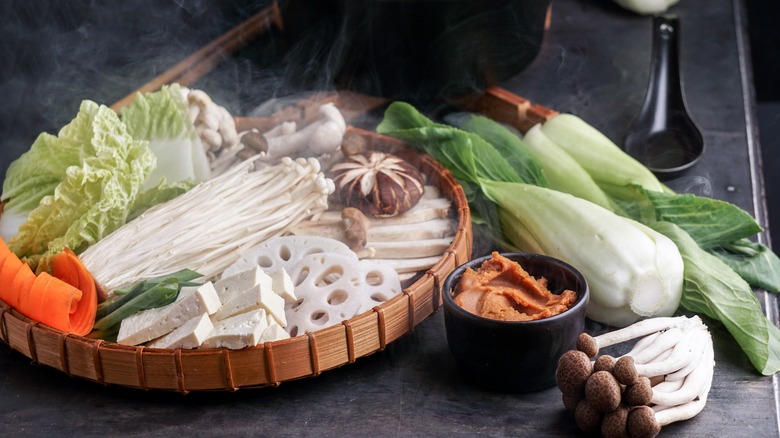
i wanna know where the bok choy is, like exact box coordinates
[377,101,780,375]
[377,102,685,327]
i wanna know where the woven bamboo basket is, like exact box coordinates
[0,122,473,392]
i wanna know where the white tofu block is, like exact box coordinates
[202,309,268,349]
[259,323,290,342]
[117,283,221,346]
[147,313,214,349]
[176,282,219,307]
[212,282,287,328]
[214,266,272,303]
[270,267,296,304]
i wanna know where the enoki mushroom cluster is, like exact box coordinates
[556,316,714,438]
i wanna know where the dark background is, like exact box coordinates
[747,0,780,236]
[0,0,778,237]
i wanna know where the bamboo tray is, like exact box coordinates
[0,123,472,392]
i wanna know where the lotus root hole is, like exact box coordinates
[278,244,292,261]
[255,255,274,268]
[371,292,389,302]
[289,325,299,337]
[327,289,349,306]
[310,311,330,326]
[294,267,311,287]
[290,298,304,310]
[365,270,385,286]
[316,265,344,287]
[305,246,325,256]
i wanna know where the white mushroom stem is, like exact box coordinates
[261,103,346,161]
[630,327,684,365]
[263,121,297,140]
[636,326,708,377]
[650,339,714,407]
[624,330,661,358]
[651,377,685,394]
[309,103,346,154]
[589,316,690,352]
[666,328,708,381]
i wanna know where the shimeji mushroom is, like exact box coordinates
[576,316,691,358]
[558,316,715,437]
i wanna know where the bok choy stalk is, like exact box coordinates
[377,102,685,327]
[539,115,780,293]
[540,114,670,197]
[485,180,683,327]
[453,114,617,213]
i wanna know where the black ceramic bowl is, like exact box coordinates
[442,252,589,392]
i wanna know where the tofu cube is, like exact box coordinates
[117,283,221,346]
[259,323,290,343]
[213,266,273,303]
[212,282,287,327]
[202,309,268,349]
[270,267,296,304]
[147,313,214,349]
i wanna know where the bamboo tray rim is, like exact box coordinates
[0,125,472,393]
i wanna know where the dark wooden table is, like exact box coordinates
[1,0,777,436]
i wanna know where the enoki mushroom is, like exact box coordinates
[80,155,334,293]
[556,315,715,438]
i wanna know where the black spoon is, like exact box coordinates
[624,14,704,178]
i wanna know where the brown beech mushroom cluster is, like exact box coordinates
[556,316,714,438]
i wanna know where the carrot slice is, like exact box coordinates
[36,273,83,332]
[0,254,25,308]
[12,263,37,315]
[0,236,98,335]
[24,272,53,323]
[49,248,98,334]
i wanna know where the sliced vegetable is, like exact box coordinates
[0,237,97,335]
[96,268,201,320]
[0,250,26,308]
[90,277,181,340]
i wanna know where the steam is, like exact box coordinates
[0,0,551,180]
[0,1,259,178]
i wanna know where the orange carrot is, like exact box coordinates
[36,272,84,333]
[0,237,97,336]
[12,263,37,315]
[23,272,53,323]
[48,248,98,334]
[0,253,25,308]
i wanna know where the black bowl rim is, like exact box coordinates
[441,252,589,326]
